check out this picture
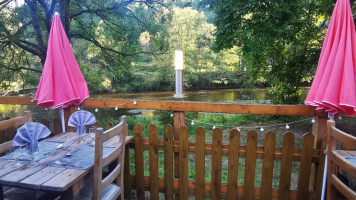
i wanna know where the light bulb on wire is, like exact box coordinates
[260,127,264,132]
[77,107,81,111]
[133,100,137,105]
[338,115,342,120]
[213,125,216,129]
[191,120,194,125]
[311,117,315,123]
[95,108,98,112]
[286,124,290,130]
[115,107,118,110]
[170,113,173,117]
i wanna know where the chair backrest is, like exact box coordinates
[0,111,33,154]
[93,116,126,200]
[327,120,356,200]
[328,120,356,151]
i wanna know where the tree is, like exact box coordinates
[212,0,335,103]
[0,0,166,93]
[148,6,241,90]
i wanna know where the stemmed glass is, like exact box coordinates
[89,126,96,146]
[26,145,38,164]
[7,146,22,167]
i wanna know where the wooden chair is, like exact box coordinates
[93,116,127,200]
[0,111,36,200]
[327,120,356,200]
[0,110,32,155]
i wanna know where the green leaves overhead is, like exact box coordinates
[213,0,333,103]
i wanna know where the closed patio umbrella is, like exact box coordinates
[304,0,356,199]
[35,12,89,132]
[305,0,356,117]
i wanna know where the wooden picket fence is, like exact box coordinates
[126,123,321,200]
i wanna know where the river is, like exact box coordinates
[97,87,310,103]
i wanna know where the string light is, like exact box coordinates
[113,100,137,111]
[31,99,35,102]
[70,104,313,131]
[157,109,313,130]
[338,115,342,120]
[45,107,48,110]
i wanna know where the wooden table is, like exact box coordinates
[0,132,132,200]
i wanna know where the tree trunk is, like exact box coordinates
[26,0,46,65]
[59,0,71,40]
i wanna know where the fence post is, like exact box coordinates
[63,106,76,132]
[311,116,327,192]
[173,111,185,199]
[312,116,327,149]
[134,124,145,200]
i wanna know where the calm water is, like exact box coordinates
[0,88,310,120]
[96,87,310,103]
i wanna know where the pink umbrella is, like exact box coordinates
[305,1,356,198]
[35,12,89,131]
[305,0,356,117]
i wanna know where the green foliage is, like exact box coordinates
[0,0,166,94]
[145,6,242,91]
[212,0,330,103]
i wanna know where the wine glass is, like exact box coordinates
[7,146,22,167]
[26,146,38,164]
[89,126,96,146]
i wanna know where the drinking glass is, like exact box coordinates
[89,127,96,146]
[7,146,22,167]
[26,146,38,164]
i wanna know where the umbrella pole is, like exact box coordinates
[60,108,66,132]
[321,154,327,200]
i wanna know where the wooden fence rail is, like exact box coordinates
[128,124,320,200]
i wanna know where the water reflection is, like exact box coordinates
[97,87,309,103]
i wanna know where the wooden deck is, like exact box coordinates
[0,96,329,199]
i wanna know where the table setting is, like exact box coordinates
[1,110,98,168]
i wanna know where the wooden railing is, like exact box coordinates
[0,96,328,199]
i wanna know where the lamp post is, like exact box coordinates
[173,49,186,98]
[172,50,186,193]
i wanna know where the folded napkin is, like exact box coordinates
[68,111,96,135]
[12,122,51,154]
[344,156,356,166]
